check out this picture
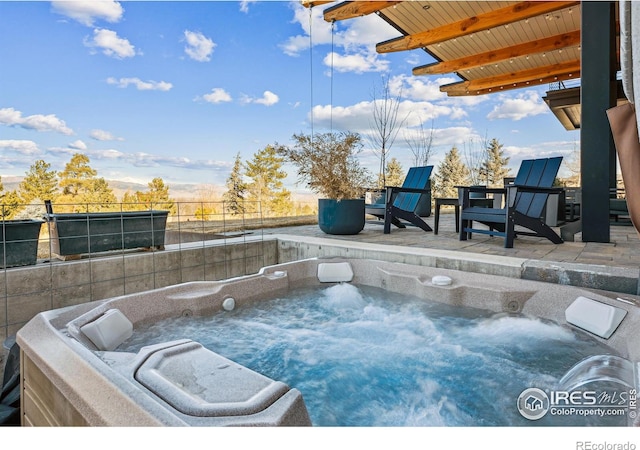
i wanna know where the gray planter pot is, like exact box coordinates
[45,210,168,258]
[318,199,365,235]
[1,219,44,268]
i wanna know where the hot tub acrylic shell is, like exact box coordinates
[16,258,640,426]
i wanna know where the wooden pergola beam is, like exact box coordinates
[377,1,580,53]
[447,71,581,97]
[323,1,401,22]
[413,30,580,76]
[301,0,334,8]
[441,59,581,95]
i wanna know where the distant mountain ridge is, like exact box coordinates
[0,176,220,201]
[0,176,316,203]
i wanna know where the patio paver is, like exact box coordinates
[263,211,640,274]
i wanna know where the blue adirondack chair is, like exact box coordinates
[365,165,433,234]
[458,157,564,248]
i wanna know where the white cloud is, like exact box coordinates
[90,129,123,141]
[310,98,455,134]
[0,139,40,155]
[107,77,173,91]
[126,152,230,171]
[280,4,325,56]
[239,1,256,13]
[68,140,87,150]
[51,0,123,27]
[431,127,477,147]
[323,51,389,74]
[337,13,398,52]
[487,91,549,121]
[92,149,125,160]
[0,107,73,135]
[280,34,311,57]
[85,28,137,59]
[281,3,396,77]
[201,88,233,104]
[390,75,449,102]
[183,30,216,62]
[243,91,279,106]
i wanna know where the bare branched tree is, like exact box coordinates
[368,75,406,188]
[404,116,435,167]
[462,132,490,186]
[564,140,581,187]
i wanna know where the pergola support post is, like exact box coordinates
[580,1,618,243]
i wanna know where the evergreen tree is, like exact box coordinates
[245,145,293,217]
[433,146,469,198]
[146,177,175,212]
[270,189,295,217]
[122,191,141,211]
[80,178,118,211]
[18,159,59,204]
[378,157,405,187]
[59,153,97,197]
[479,138,511,187]
[57,153,117,211]
[194,205,215,220]
[122,178,175,213]
[223,152,247,215]
[0,190,22,219]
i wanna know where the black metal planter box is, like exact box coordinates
[45,210,169,259]
[1,219,44,268]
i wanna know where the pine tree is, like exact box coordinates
[378,157,405,187]
[223,152,247,215]
[245,144,292,217]
[146,177,175,212]
[0,190,21,219]
[479,138,511,187]
[18,159,59,204]
[122,191,141,211]
[57,153,117,211]
[121,178,175,213]
[59,153,97,197]
[80,178,118,211]
[433,146,469,198]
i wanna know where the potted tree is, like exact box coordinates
[278,131,372,235]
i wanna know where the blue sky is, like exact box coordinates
[0,0,580,193]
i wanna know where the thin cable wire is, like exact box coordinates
[330,20,335,133]
[309,7,314,140]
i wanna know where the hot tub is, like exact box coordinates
[16,258,640,426]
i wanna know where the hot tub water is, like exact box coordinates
[118,283,626,426]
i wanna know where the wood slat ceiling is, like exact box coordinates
[304,0,586,96]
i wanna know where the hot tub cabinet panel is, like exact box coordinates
[1,219,44,268]
[21,351,89,426]
[45,210,168,259]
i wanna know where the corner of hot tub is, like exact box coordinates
[96,339,312,426]
[16,312,180,426]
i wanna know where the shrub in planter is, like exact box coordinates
[277,132,372,235]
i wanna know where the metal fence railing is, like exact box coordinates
[0,200,302,342]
